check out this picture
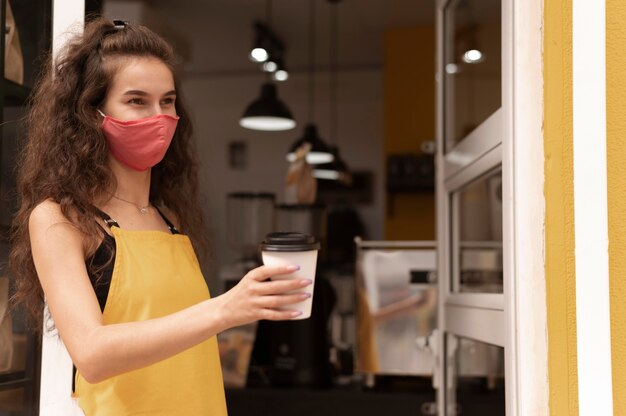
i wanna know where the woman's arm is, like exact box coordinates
[30,200,310,384]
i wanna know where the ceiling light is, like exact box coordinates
[313,170,340,180]
[240,83,296,131]
[285,0,333,166]
[250,47,269,62]
[446,63,460,74]
[262,61,278,72]
[273,69,289,81]
[286,124,334,164]
[462,49,484,63]
[312,0,351,182]
[313,147,351,184]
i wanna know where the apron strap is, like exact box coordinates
[94,206,179,234]
[94,207,120,229]
[153,206,180,234]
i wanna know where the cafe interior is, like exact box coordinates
[0,0,506,414]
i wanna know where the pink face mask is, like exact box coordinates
[97,109,180,171]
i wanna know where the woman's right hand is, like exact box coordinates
[213,264,312,330]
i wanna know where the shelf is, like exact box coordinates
[0,371,27,386]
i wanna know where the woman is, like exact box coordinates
[9,17,311,415]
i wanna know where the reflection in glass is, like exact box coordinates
[0,2,49,413]
[0,100,36,416]
[4,0,51,89]
[0,276,15,376]
[0,106,22,224]
[357,247,437,376]
[445,334,504,415]
[1,230,29,384]
[0,103,26,377]
[452,170,503,293]
[0,387,25,415]
[444,0,502,151]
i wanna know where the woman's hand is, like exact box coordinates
[213,264,312,330]
[29,201,313,383]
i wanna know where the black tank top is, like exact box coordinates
[87,207,180,312]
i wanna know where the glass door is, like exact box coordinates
[0,0,52,414]
[436,0,509,414]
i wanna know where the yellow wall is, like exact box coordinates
[545,1,626,414]
[544,0,578,414]
[383,27,436,241]
[606,0,626,412]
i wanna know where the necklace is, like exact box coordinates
[111,194,151,214]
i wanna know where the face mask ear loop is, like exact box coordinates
[97,109,106,118]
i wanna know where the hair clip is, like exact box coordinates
[113,20,128,30]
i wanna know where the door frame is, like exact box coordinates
[434,0,547,414]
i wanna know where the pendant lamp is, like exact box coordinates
[313,146,351,183]
[287,123,334,164]
[285,0,334,165]
[239,83,296,131]
[240,0,296,131]
[313,0,350,182]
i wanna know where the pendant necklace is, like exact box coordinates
[111,194,151,214]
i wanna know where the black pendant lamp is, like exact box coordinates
[313,146,351,183]
[287,123,334,164]
[285,0,334,165]
[239,83,296,131]
[240,0,296,131]
[313,0,350,182]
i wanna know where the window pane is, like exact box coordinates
[0,387,25,415]
[444,0,502,151]
[356,247,437,376]
[5,0,51,89]
[0,106,33,414]
[0,105,22,223]
[451,170,503,293]
[445,333,505,415]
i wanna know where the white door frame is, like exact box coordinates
[434,0,547,414]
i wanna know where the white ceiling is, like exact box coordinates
[146,0,435,75]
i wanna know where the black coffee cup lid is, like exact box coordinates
[259,232,320,252]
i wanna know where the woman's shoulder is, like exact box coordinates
[28,199,82,240]
[29,199,71,229]
[29,199,101,251]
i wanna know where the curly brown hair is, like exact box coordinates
[8,16,208,330]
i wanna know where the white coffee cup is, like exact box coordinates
[260,232,320,320]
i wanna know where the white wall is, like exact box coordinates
[181,69,384,293]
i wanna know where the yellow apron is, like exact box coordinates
[74,226,227,415]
